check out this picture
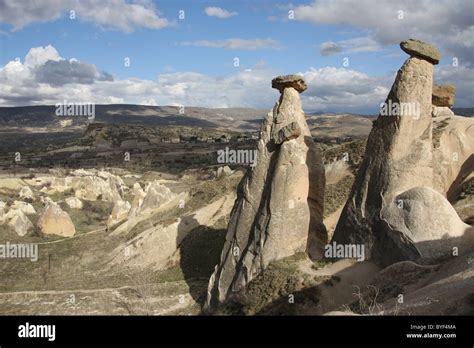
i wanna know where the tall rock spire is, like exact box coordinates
[204,75,326,311]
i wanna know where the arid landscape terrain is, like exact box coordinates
[0,59,472,316]
[0,1,473,324]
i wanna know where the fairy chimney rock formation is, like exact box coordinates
[204,75,326,311]
[333,39,474,266]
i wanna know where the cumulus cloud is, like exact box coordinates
[179,38,281,50]
[204,7,238,19]
[293,0,474,65]
[301,67,392,111]
[1,45,471,112]
[0,0,171,32]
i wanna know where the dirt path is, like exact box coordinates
[35,227,106,245]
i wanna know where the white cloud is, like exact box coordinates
[24,45,61,67]
[204,7,238,19]
[292,0,474,65]
[0,0,171,32]
[1,45,471,112]
[179,38,281,50]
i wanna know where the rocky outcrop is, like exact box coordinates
[11,201,36,215]
[38,202,76,237]
[65,197,83,209]
[47,170,125,202]
[1,207,34,236]
[19,186,35,201]
[216,166,234,178]
[110,193,235,270]
[433,115,474,196]
[138,181,176,216]
[6,210,34,236]
[107,200,131,228]
[380,187,474,262]
[432,84,455,107]
[111,181,187,235]
[432,106,454,117]
[332,39,474,266]
[204,75,326,311]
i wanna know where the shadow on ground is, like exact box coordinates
[177,217,227,309]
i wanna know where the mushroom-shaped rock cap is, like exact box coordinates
[272,74,307,93]
[400,39,440,65]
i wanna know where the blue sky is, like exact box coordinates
[0,0,472,112]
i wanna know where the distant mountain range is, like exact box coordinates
[0,105,470,134]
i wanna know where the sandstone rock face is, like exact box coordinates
[432,106,454,117]
[139,181,176,215]
[400,39,440,64]
[432,84,455,107]
[204,75,326,311]
[65,197,83,209]
[216,166,234,178]
[6,210,33,237]
[380,187,474,262]
[111,193,235,270]
[107,200,131,228]
[47,170,125,202]
[0,201,6,224]
[129,182,146,217]
[72,176,122,202]
[11,201,36,215]
[432,115,474,196]
[272,74,307,93]
[19,186,35,201]
[38,203,76,237]
[333,39,474,266]
[333,43,435,265]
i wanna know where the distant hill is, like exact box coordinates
[452,108,474,117]
[0,105,268,131]
[0,105,381,139]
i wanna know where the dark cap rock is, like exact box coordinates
[272,74,307,93]
[432,84,456,107]
[400,39,440,65]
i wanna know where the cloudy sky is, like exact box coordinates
[0,0,472,113]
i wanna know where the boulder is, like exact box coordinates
[271,74,307,93]
[65,197,83,209]
[19,186,35,201]
[72,175,122,202]
[432,106,454,117]
[400,39,440,64]
[38,203,76,237]
[6,210,33,237]
[107,200,131,228]
[204,75,326,311]
[129,182,146,217]
[432,84,455,107]
[11,201,36,215]
[0,200,6,222]
[216,166,234,178]
[139,181,176,215]
[380,187,474,262]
